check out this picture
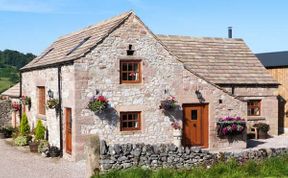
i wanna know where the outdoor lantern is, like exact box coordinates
[48,89,54,98]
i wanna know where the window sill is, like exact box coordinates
[120,130,142,135]
[247,116,265,121]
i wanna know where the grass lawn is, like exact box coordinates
[93,155,288,178]
[0,77,13,93]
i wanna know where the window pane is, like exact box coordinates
[134,121,138,128]
[122,63,128,71]
[128,122,133,128]
[191,110,197,120]
[128,114,133,120]
[134,63,139,72]
[122,114,127,121]
[122,72,128,80]
[128,63,133,71]
[123,122,127,128]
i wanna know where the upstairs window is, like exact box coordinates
[37,86,46,115]
[120,112,141,131]
[247,100,261,116]
[120,60,141,84]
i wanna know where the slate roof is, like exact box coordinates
[21,11,277,85]
[1,83,20,98]
[21,11,133,70]
[256,51,288,68]
[157,35,278,85]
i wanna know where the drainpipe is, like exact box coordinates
[58,66,63,157]
[19,72,22,121]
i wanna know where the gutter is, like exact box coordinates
[19,72,22,121]
[58,66,63,157]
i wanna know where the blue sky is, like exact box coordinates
[0,0,287,55]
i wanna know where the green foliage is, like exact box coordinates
[0,49,35,93]
[253,122,270,132]
[14,135,29,146]
[38,140,49,153]
[93,155,288,178]
[34,120,46,141]
[20,113,30,135]
[0,49,36,69]
[1,126,15,138]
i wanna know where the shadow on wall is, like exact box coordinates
[278,95,286,135]
[162,105,183,122]
[95,107,119,126]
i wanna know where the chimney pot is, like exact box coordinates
[228,26,232,38]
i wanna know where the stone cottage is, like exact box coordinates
[20,11,278,160]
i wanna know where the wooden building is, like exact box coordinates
[257,51,288,133]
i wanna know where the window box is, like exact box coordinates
[217,117,246,137]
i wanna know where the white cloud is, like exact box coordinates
[0,0,54,13]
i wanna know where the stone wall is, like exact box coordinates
[222,86,279,135]
[99,141,288,171]
[0,100,12,127]
[74,13,247,160]
[22,65,75,150]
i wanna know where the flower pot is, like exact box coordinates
[258,130,268,139]
[173,129,182,147]
[29,142,39,153]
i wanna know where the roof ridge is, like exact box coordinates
[256,51,288,55]
[157,34,243,41]
[56,11,133,41]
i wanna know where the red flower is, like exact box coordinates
[97,95,108,102]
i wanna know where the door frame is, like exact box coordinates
[182,103,209,148]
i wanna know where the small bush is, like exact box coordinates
[38,140,49,153]
[14,135,29,146]
[34,120,46,141]
[1,126,15,138]
[20,113,30,135]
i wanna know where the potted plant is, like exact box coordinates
[159,96,177,111]
[49,146,60,157]
[253,123,270,139]
[38,140,49,156]
[15,113,31,146]
[171,120,182,147]
[29,119,46,153]
[46,98,59,109]
[88,95,109,113]
[217,117,246,137]
[1,126,14,138]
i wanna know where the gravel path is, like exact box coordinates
[247,133,288,149]
[0,139,86,178]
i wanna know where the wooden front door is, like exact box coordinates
[183,104,208,148]
[65,108,72,154]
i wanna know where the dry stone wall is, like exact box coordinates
[99,141,288,171]
[0,100,11,127]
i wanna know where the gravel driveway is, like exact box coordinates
[0,139,85,178]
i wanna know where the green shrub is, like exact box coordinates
[14,135,28,146]
[34,120,46,141]
[1,126,15,138]
[38,140,49,153]
[20,113,30,135]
